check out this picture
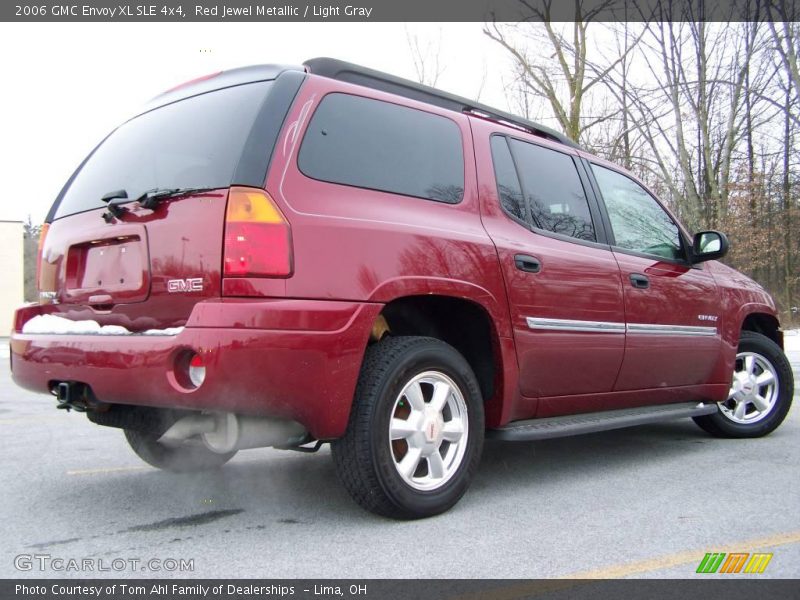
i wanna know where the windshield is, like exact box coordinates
[54,81,272,219]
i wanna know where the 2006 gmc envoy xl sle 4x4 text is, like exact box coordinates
[10,59,794,518]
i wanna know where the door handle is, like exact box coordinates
[514,254,542,273]
[630,273,650,289]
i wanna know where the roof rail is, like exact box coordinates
[303,57,581,150]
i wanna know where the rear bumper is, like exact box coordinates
[10,299,382,439]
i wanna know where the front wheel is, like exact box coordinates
[693,331,794,438]
[332,336,484,519]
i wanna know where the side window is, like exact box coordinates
[591,164,683,260]
[298,93,464,203]
[489,136,526,221]
[508,139,596,242]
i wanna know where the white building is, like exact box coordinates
[0,220,24,334]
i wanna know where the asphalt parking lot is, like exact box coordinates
[1,336,798,580]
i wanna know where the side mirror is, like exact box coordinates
[691,230,729,263]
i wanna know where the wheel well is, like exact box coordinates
[375,296,500,404]
[741,313,783,349]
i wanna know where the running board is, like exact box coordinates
[487,402,719,442]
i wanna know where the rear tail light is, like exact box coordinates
[35,222,50,292]
[223,187,292,277]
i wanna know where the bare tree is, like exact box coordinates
[23,216,41,302]
[766,8,800,129]
[767,3,800,96]
[484,0,638,143]
[600,20,770,229]
[779,78,797,312]
[501,70,539,120]
[406,27,444,87]
[473,60,488,103]
[487,14,799,318]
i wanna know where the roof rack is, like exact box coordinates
[303,57,581,150]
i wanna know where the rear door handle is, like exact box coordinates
[514,254,541,273]
[630,273,650,289]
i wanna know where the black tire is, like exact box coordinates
[124,428,237,472]
[332,336,484,519]
[693,331,794,438]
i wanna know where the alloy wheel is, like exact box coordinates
[388,371,469,491]
[720,351,780,424]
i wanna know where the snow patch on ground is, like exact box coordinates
[21,314,184,337]
[784,328,800,352]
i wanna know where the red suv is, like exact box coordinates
[11,58,794,519]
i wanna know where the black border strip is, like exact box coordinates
[2,579,797,599]
[3,0,797,22]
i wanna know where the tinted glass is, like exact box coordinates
[592,164,682,260]
[509,139,595,241]
[298,93,464,203]
[55,81,272,219]
[490,136,526,221]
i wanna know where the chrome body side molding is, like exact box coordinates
[525,317,626,333]
[626,323,717,337]
[526,317,717,337]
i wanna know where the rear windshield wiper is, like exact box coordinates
[135,187,217,209]
[100,186,216,221]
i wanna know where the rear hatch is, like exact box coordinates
[36,68,303,332]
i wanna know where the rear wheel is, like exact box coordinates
[124,428,236,472]
[693,331,794,438]
[332,336,484,519]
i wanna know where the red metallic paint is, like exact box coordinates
[578,154,777,390]
[11,300,381,439]
[9,70,784,440]
[536,383,731,417]
[37,189,229,331]
[611,253,722,392]
[261,76,517,425]
[472,118,626,417]
[705,259,780,384]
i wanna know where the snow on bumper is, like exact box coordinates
[22,314,184,336]
[10,299,382,439]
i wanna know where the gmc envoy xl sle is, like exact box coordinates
[10,59,794,518]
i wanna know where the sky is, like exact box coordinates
[0,22,513,224]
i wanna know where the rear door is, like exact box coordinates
[586,162,722,392]
[477,130,626,416]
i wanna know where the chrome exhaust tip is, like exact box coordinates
[158,412,306,453]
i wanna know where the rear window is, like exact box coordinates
[297,93,464,203]
[54,81,272,219]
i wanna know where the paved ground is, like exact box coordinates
[1,335,798,580]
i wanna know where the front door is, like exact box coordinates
[588,163,722,393]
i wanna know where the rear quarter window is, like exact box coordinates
[297,93,465,203]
